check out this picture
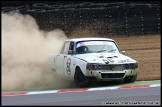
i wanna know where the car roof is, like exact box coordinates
[65,37,115,42]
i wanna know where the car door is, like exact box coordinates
[63,42,75,80]
[54,42,67,77]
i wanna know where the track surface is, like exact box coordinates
[2,86,160,106]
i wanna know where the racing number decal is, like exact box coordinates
[66,58,71,75]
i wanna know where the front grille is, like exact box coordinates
[89,64,135,70]
[112,65,125,71]
[101,73,125,78]
[98,65,112,70]
[124,64,135,69]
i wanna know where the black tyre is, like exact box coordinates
[74,67,91,87]
[123,73,137,83]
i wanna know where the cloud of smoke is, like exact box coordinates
[2,12,75,91]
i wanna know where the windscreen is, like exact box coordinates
[76,41,120,54]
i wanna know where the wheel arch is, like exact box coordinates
[74,65,87,76]
[74,57,88,76]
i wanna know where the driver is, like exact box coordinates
[76,46,88,54]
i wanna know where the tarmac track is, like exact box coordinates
[2,86,160,106]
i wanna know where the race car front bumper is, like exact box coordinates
[87,69,137,81]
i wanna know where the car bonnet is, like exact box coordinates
[74,53,137,64]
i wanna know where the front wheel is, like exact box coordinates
[74,67,91,87]
[123,73,137,83]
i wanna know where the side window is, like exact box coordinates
[69,42,74,51]
[60,42,74,55]
[60,43,65,54]
[63,42,70,55]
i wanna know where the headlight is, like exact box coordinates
[86,63,99,70]
[124,63,138,69]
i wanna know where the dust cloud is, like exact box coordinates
[2,12,74,91]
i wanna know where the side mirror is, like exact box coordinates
[121,51,125,54]
[68,50,74,55]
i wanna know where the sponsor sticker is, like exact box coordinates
[66,58,71,75]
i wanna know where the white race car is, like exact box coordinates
[50,38,138,87]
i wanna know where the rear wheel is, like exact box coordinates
[74,67,91,87]
[123,73,137,83]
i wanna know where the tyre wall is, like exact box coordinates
[2,1,160,36]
